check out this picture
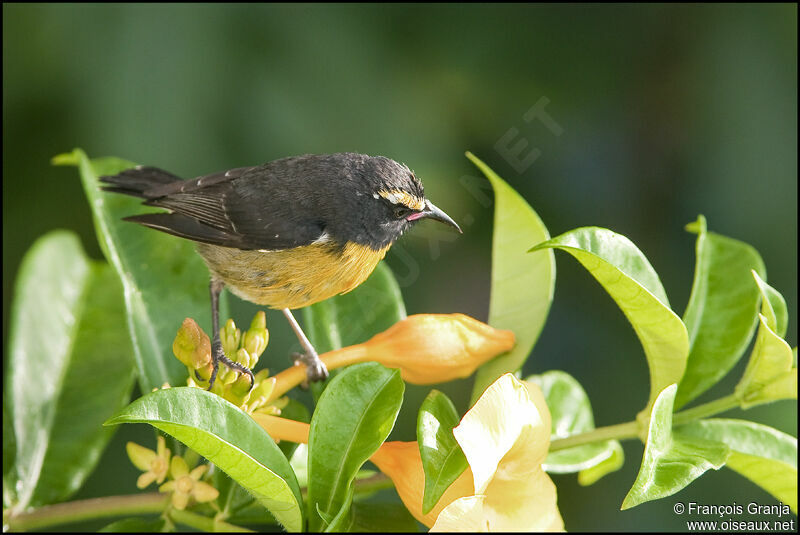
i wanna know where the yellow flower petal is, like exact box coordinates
[126,442,156,471]
[454,374,550,494]
[189,464,208,481]
[430,495,488,532]
[136,471,157,489]
[191,481,220,503]
[170,456,189,479]
[159,480,176,493]
[156,436,168,459]
[481,466,563,531]
[171,490,190,510]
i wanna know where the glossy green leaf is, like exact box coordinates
[105,387,303,531]
[675,216,765,408]
[303,262,406,354]
[307,363,404,531]
[622,384,729,509]
[213,467,256,522]
[676,419,797,512]
[578,442,625,486]
[466,152,556,403]
[735,314,796,408]
[417,390,468,514]
[350,502,421,532]
[527,371,622,476]
[5,231,135,511]
[752,270,789,338]
[531,227,688,416]
[54,149,221,392]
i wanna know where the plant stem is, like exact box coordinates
[548,393,741,452]
[5,493,168,531]
[169,508,252,532]
[549,421,639,451]
[671,393,739,427]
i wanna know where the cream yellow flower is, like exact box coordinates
[252,373,562,531]
[431,373,563,531]
[158,456,219,510]
[126,436,171,489]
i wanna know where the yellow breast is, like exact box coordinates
[196,241,389,310]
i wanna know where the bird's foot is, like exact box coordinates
[291,350,329,389]
[208,338,255,392]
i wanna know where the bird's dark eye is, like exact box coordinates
[393,206,411,219]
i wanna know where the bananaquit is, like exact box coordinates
[100,152,462,389]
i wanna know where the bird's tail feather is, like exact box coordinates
[99,166,181,199]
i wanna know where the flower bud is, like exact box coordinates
[362,314,515,384]
[243,330,268,364]
[224,374,253,406]
[220,319,241,357]
[172,318,211,370]
[249,310,267,331]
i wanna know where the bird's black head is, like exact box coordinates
[327,154,462,250]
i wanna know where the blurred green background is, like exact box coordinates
[3,3,796,531]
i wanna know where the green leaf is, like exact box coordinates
[417,390,468,514]
[734,314,796,408]
[303,262,406,354]
[350,502,421,532]
[307,363,404,531]
[212,467,256,521]
[99,517,166,532]
[578,442,625,486]
[105,387,303,532]
[622,384,729,509]
[675,216,765,408]
[531,227,689,416]
[54,149,222,392]
[466,152,556,403]
[676,419,797,512]
[527,371,622,476]
[5,231,135,510]
[752,270,789,338]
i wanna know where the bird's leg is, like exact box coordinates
[282,308,329,385]
[207,279,255,391]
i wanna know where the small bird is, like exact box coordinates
[100,153,462,389]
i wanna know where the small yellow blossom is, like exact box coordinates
[126,436,171,489]
[158,456,219,510]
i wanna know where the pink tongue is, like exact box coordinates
[406,212,426,221]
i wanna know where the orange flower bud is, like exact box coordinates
[370,441,474,528]
[362,314,515,384]
[268,314,515,402]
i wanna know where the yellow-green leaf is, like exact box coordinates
[531,227,689,417]
[735,314,796,408]
[466,152,555,403]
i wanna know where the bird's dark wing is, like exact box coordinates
[104,164,326,250]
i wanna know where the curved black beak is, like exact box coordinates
[418,200,462,233]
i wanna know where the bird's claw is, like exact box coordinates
[208,338,255,392]
[291,351,329,389]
